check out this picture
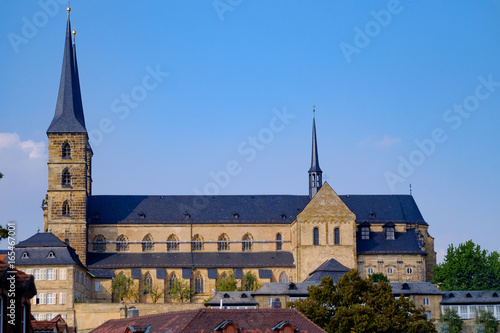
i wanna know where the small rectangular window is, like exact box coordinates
[424,311,432,320]
[60,293,66,305]
[40,269,47,280]
[361,227,370,240]
[423,297,429,306]
[60,268,66,280]
[47,269,56,280]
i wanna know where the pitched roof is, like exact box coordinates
[303,258,350,283]
[252,282,316,296]
[357,229,427,255]
[204,291,258,307]
[389,282,443,295]
[441,290,500,305]
[87,194,427,225]
[90,308,325,333]
[0,259,37,298]
[87,251,295,270]
[32,314,72,333]
[308,116,322,173]
[15,233,86,268]
[47,18,87,134]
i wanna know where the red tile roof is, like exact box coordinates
[0,259,37,297]
[32,314,74,333]
[90,308,325,333]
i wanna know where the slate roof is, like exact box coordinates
[88,194,427,225]
[357,229,426,255]
[389,282,443,296]
[252,282,316,296]
[303,258,350,283]
[204,292,258,307]
[441,290,500,305]
[90,308,326,333]
[47,18,87,134]
[87,251,295,270]
[15,233,86,269]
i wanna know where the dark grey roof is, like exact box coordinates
[253,282,316,296]
[390,282,443,296]
[47,19,87,134]
[15,239,85,269]
[17,233,69,248]
[357,229,426,255]
[89,269,114,279]
[303,258,350,283]
[341,195,427,225]
[87,252,295,270]
[88,194,427,225]
[441,291,500,305]
[205,292,258,307]
[308,117,322,173]
[88,195,309,224]
[259,269,272,279]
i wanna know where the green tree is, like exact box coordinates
[433,240,500,290]
[215,273,238,291]
[144,283,166,303]
[110,272,135,302]
[289,269,436,333]
[439,308,462,333]
[370,272,389,283]
[475,308,498,333]
[169,279,194,303]
[242,271,261,291]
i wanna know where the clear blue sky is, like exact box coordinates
[1,1,499,263]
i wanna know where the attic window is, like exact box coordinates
[466,293,472,298]
[280,214,286,219]
[449,293,455,298]
[361,227,370,240]
[493,292,499,298]
[138,213,145,220]
[386,227,395,240]
[402,283,410,290]
[184,213,190,219]
[47,251,56,258]
[21,252,29,259]
[223,293,230,298]
[241,293,247,298]
[233,213,239,219]
[369,211,375,219]
[288,283,297,290]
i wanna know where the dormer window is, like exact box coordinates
[361,227,370,240]
[383,223,395,240]
[21,252,29,259]
[138,213,145,220]
[466,293,472,298]
[47,251,55,258]
[369,210,375,219]
[233,213,239,219]
[493,292,499,298]
[184,213,190,219]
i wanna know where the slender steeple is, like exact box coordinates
[309,106,323,198]
[47,9,87,134]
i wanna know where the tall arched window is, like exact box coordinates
[242,233,253,251]
[143,273,152,294]
[167,234,179,251]
[276,233,282,251]
[62,142,71,159]
[62,168,71,187]
[169,273,177,291]
[116,234,128,252]
[280,272,288,283]
[192,234,203,251]
[218,234,229,251]
[194,274,204,294]
[142,234,153,252]
[62,200,70,217]
[313,227,319,246]
[93,235,106,252]
[334,227,340,245]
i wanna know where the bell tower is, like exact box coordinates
[43,8,92,264]
[308,106,322,198]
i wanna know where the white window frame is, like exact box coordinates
[34,269,41,280]
[46,293,56,305]
[60,268,67,280]
[387,267,393,275]
[40,269,47,280]
[406,267,413,275]
[36,293,46,305]
[59,293,66,305]
[47,269,57,280]
[423,297,430,306]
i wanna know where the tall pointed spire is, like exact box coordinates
[47,12,87,134]
[309,106,322,198]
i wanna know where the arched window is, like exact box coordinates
[168,273,177,291]
[62,168,71,187]
[242,233,253,251]
[116,235,128,252]
[279,272,288,283]
[218,234,229,251]
[93,235,106,252]
[192,234,203,251]
[276,233,282,251]
[313,227,319,246]
[143,273,152,294]
[167,234,179,251]
[194,274,204,294]
[334,227,340,245]
[142,234,153,252]
[62,200,70,217]
[61,142,71,159]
